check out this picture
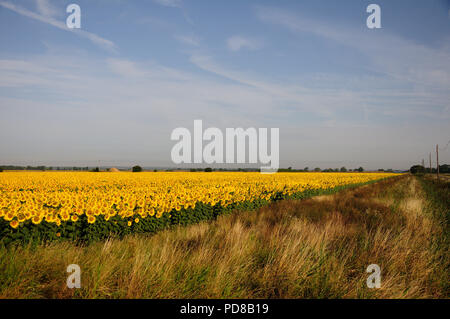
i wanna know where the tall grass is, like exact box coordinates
[0,175,447,298]
[417,176,449,295]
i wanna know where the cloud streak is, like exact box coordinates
[0,3,448,168]
[255,6,450,89]
[174,34,200,46]
[227,35,262,52]
[1,48,449,169]
[0,1,117,53]
[152,0,182,8]
[35,0,58,17]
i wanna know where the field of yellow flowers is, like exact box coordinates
[0,171,397,244]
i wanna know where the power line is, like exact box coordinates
[439,139,450,152]
[417,139,449,166]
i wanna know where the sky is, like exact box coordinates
[0,0,449,170]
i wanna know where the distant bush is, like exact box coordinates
[132,165,143,172]
[439,164,450,173]
[410,165,425,174]
[91,167,100,172]
[205,167,213,172]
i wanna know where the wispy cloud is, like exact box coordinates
[226,35,262,52]
[1,48,448,168]
[174,34,200,46]
[35,0,58,17]
[151,0,193,25]
[255,6,450,89]
[107,58,146,77]
[152,0,182,8]
[0,1,117,53]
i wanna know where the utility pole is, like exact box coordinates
[429,153,432,174]
[436,144,439,180]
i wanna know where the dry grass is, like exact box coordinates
[0,175,447,298]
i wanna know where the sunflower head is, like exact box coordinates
[10,220,19,229]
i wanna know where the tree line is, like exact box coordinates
[410,164,450,174]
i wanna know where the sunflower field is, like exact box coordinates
[0,171,398,244]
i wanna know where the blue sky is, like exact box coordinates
[0,0,449,169]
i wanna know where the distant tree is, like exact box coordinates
[304,167,309,172]
[0,168,3,172]
[132,165,142,172]
[340,167,347,172]
[410,165,425,174]
[205,167,213,172]
[92,167,100,172]
[386,169,393,172]
[288,166,292,170]
[378,169,384,172]
[440,164,450,173]
[357,167,364,172]
[153,169,157,172]
[314,167,321,172]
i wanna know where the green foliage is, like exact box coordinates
[204,167,212,172]
[417,177,449,293]
[0,177,392,246]
[438,164,450,174]
[132,165,142,172]
[278,168,305,172]
[410,165,425,174]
